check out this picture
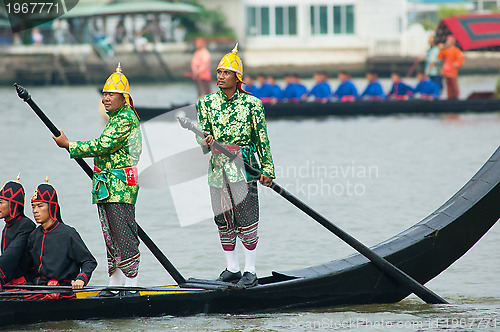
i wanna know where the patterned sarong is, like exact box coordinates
[97,203,140,277]
[210,171,259,251]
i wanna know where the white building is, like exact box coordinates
[202,0,429,68]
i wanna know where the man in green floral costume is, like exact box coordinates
[53,64,142,296]
[198,44,275,287]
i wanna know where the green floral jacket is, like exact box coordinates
[197,89,275,188]
[69,104,142,204]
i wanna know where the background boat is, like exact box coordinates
[135,96,500,122]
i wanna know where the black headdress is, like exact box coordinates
[31,176,63,223]
[0,173,25,219]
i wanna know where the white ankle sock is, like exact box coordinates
[243,247,257,274]
[224,250,240,273]
[124,275,138,288]
[108,269,125,287]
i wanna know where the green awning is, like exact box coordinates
[62,0,199,19]
[0,18,10,28]
[0,7,8,27]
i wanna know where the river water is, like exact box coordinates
[1,75,499,331]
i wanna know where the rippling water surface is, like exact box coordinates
[1,75,499,331]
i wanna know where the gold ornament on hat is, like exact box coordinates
[31,175,51,201]
[2,172,22,191]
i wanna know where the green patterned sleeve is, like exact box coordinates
[197,99,213,134]
[250,99,276,179]
[69,114,133,159]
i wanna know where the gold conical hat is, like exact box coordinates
[103,63,131,105]
[217,43,243,82]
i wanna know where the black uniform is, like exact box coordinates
[0,215,35,284]
[27,220,97,286]
[0,179,35,285]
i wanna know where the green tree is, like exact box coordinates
[438,5,470,19]
[178,3,235,41]
[418,19,436,31]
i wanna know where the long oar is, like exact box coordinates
[0,288,203,297]
[13,83,186,285]
[405,56,421,79]
[0,290,97,297]
[2,284,202,293]
[178,116,448,305]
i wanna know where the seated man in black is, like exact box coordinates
[0,176,36,286]
[27,180,97,299]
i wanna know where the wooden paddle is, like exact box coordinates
[405,56,421,78]
[177,116,448,305]
[2,284,202,293]
[13,83,187,285]
[0,288,203,297]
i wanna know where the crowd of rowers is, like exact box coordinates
[243,71,441,104]
[0,177,97,300]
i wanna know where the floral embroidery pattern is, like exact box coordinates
[197,90,275,188]
[69,104,142,204]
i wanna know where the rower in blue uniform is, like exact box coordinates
[414,72,441,100]
[256,74,276,103]
[361,72,386,100]
[281,74,300,102]
[308,71,331,103]
[243,74,259,96]
[388,72,414,100]
[293,74,307,100]
[282,74,308,102]
[267,75,282,102]
[333,71,358,101]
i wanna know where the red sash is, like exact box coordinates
[94,166,138,186]
[211,144,241,155]
[341,95,356,102]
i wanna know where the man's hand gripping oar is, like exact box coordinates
[201,134,273,187]
[178,116,448,305]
